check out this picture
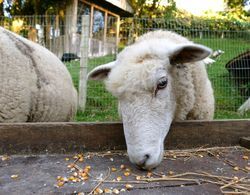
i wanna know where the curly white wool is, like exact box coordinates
[0,27,77,122]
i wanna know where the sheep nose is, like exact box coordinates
[135,154,150,169]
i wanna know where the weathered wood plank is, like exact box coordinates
[0,120,249,154]
[0,147,248,194]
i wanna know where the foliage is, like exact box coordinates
[121,0,250,45]
[0,1,3,16]
[162,0,250,30]
[129,0,167,18]
[3,0,71,16]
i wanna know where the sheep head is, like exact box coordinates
[88,37,211,170]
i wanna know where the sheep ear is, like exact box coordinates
[169,44,212,65]
[88,61,116,80]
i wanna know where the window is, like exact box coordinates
[92,9,105,40]
[107,14,117,42]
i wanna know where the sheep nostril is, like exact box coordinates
[135,154,150,169]
[145,154,150,160]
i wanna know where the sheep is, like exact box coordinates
[203,49,224,67]
[0,27,77,122]
[238,97,250,115]
[88,30,214,170]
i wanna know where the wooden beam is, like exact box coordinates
[0,120,249,154]
[80,0,119,17]
[89,5,94,38]
[104,11,108,43]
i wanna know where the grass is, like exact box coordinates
[193,37,250,119]
[66,55,120,122]
[66,37,250,121]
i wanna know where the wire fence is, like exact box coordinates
[0,15,249,121]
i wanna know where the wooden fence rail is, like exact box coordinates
[0,120,249,154]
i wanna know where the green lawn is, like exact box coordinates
[66,38,250,121]
[66,55,120,122]
[193,38,250,119]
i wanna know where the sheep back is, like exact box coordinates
[0,27,77,122]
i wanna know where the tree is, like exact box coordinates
[0,0,4,16]
[224,0,250,19]
[3,0,71,16]
[129,0,166,18]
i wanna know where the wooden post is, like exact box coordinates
[115,16,120,55]
[89,5,94,38]
[78,15,90,112]
[104,11,108,55]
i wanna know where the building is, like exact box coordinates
[62,0,133,58]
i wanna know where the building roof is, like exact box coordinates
[88,0,133,16]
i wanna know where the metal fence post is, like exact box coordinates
[78,15,90,112]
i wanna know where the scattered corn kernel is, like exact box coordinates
[11,175,19,179]
[104,188,112,193]
[57,181,64,187]
[245,166,250,171]
[57,176,63,180]
[82,176,89,181]
[120,189,126,192]
[111,167,117,172]
[117,176,122,181]
[65,158,70,161]
[125,168,131,172]
[242,155,249,160]
[113,188,120,194]
[124,172,130,177]
[79,157,84,162]
[73,172,78,177]
[233,176,239,181]
[94,188,103,194]
[85,166,91,170]
[83,166,91,173]
[168,171,174,175]
[67,164,74,168]
[136,176,141,180]
[1,155,10,161]
[120,164,125,169]
[80,172,88,177]
[233,166,239,171]
[68,176,75,181]
[198,154,204,158]
[125,184,133,190]
[63,177,68,182]
[147,172,152,177]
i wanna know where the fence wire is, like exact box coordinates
[0,16,249,121]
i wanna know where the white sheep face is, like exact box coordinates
[88,37,211,170]
[116,65,175,170]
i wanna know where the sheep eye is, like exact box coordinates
[157,77,168,90]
